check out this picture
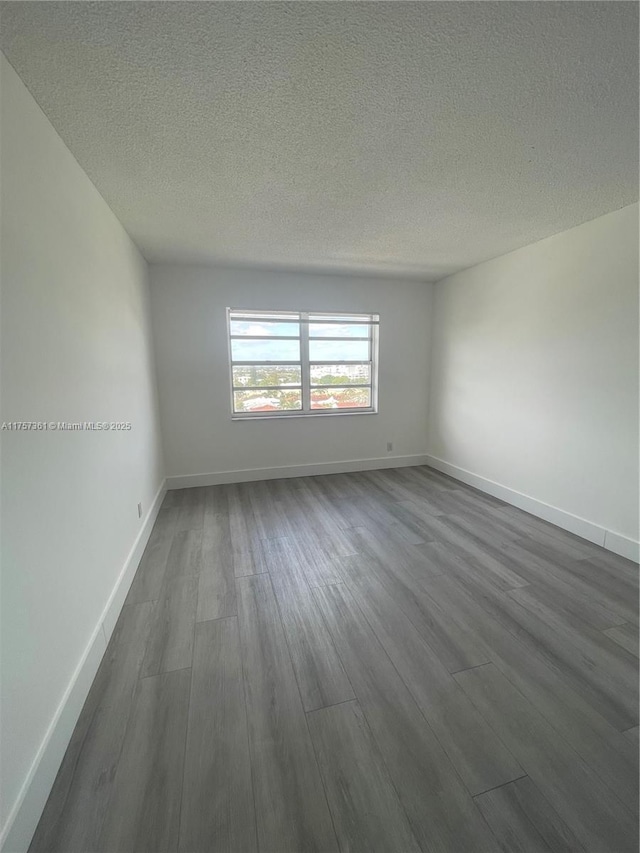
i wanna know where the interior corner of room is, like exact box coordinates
[0,3,638,852]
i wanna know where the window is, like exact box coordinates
[227,309,379,417]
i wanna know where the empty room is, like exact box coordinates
[1,2,638,852]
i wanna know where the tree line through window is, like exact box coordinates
[227,309,379,416]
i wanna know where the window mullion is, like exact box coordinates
[300,312,311,412]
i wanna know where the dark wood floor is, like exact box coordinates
[31,466,639,853]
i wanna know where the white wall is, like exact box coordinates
[149,264,432,483]
[0,55,165,850]
[428,203,639,554]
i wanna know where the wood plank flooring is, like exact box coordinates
[30,466,639,853]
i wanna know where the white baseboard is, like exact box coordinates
[0,625,107,853]
[602,530,640,563]
[1,480,167,853]
[101,482,167,644]
[166,454,431,490]
[425,455,639,563]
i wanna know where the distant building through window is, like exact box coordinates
[227,309,379,417]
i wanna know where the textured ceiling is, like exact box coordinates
[1,2,638,280]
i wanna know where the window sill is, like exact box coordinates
[231,409,378,421]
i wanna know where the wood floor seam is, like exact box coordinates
[236,605,262,853]
[175,660,194,852]
[139,664,192,680]
[304,699,351,852]
[305,697,362,715]
[471,774,529,798]
[194,613,240,625]
[449,662,494,675]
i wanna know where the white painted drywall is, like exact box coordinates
[428,203,639,545]
[0,55,164,849]
[149,265,432,479]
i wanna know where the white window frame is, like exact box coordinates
[227,308,379,419]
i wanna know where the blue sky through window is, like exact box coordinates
[230,321,299,337]
[231,318,371,361]
[231,320,369,339]
[231,338,369,361]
